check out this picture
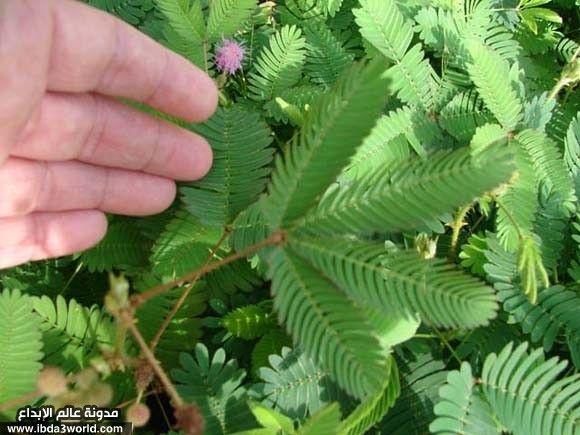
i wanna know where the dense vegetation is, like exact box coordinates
[1,0,579,434]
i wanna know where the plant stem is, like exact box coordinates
[432,327,463,366]
[449,204,472,258]
[124,316,184,409]
[149,230,230,351]
[131,231,286,308]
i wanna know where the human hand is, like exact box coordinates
[0,0,218,269]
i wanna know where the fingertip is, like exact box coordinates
[191,136,214,180]
[136,177,176,216]
[85,210,108,246]
[45,210,109,254]
[187,73,219,123]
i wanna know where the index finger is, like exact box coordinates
[46,0,217,122]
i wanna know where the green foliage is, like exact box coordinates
[221,303,275,340]
[32,295,115,372]
[136,284,206,368]
[337,357,400,435]
[430,363,499,434]
[481,342,580,434]
[248,26,307,102]
[301,146,514,235]
[261,59,389,228]
[173,343,256,434]
[466,41,523,131]
[79,221,152,272]
[268,248,388,399]
[0,290,43,408]
[289,237,498,328]
[254,347,347,420]
[207,0,256,42]
[182,107,273,227]
[155,0,207,67]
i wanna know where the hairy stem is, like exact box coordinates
[149,230,230,351]
[123,315,184,409]
[449,203,472,259]
[131,231,286,308]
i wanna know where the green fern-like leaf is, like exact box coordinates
[221,303,275,340]
[430,362,500,434]
[254,346,348,420]
[230,202,271,252]
[268,248,388,399]
[338,357,400,435]
[354,0,439,109]
[480,342,580,435]
[150,210,223,279]
[485,235,580,364]
[298,403,342,435]
[182,107,274,227]
[346,107,441,179]
[248,25,307,101]
[207,0,256,42]
[439,90,495,142]
[299,146,514,236]
[79,221,152,273]
[564,112,580,177]
[496,146,539,251]
[0,289,43,409]
[353,0,413,61]
[261,59,389,229]
[155,0,207,67]
[32,295,115,372]
[172,343,255,434]
[155,0,204,40]
[289,237,498,329]
[304,25,354,87]
[517,129,576,215]
[466,41,523,131]
[380,352,448,434]
[459,233,488,277]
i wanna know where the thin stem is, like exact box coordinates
[149,230,230,351]
[125,318,184,409]
[154,389,173,432]
[432,327,463,366]
[131,231,286,308]
[449,204,472,258]
[59,262,84,296]
[117,389,160,409]
[495,199,524,241]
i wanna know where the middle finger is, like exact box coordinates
[11,92,213,181]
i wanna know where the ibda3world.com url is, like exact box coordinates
[0,423,132,434]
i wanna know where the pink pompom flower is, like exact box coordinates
[214,39,245,75]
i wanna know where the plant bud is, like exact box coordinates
[37,367,68,397]
[126,403,150,428]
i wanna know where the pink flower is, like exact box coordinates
[215,39,245,75]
